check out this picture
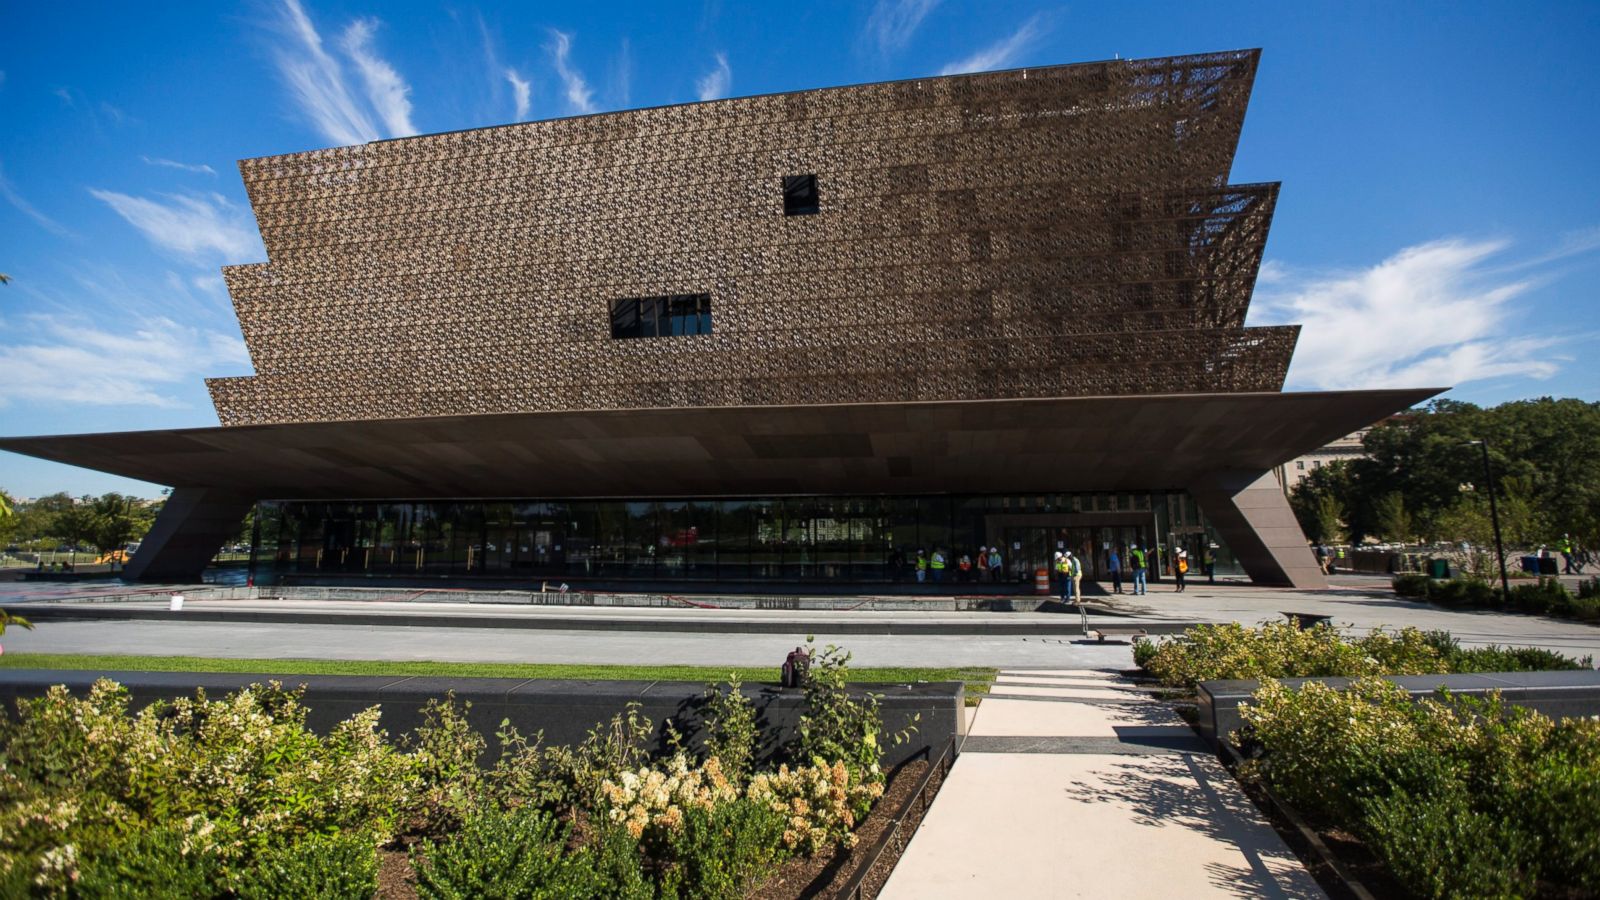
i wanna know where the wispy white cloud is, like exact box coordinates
[98,101,135,126]
[1248,237,1595,390]
[611,38,632,108]
[140,155,217,176]
[505,67,531,120]
[939,13,1048,76]
[267,0,381,145]
[0,314,248,408]
[340,17,417,138]
[696,52,731,102]
[547,30,597,114]
[88,189,262,261]
[0,160,73,237]
[864,0,940,55]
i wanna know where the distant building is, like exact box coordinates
[1276,425,1383,492]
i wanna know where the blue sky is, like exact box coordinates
[2,0,1598,498]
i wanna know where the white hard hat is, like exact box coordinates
[1054,551,1063,559]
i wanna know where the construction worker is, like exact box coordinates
[1067,550,1083,602]
[930,548,946,583]
[1054,551,1070,600]
[1130,544,1148,595]
[915,550,928,583]
[988,545,1004,582]
[1560,534,1577,575]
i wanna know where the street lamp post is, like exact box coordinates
[1466,439,1512,601]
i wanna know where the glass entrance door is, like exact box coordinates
[1003,523,1154,583]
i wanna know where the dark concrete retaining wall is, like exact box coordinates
[0,670,964,768]
[1198,669,1600,749]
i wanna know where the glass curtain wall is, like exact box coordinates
[255,492,1234,585]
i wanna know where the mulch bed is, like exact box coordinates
[376,846,419,899]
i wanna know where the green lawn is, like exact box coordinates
[0,653,995,700]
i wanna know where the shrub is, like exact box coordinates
[412,805,598,899]
[74,826,220,899]
[1578,576,1600,600]
[795,643,891,783]
[1509,577,1572,616]
[1237,678,1427,825]
[702,676,758,785]
[1141,622,1399,689]
[1392,573,1431,598]
[1429,578,1468,606]
[405,694,486,836]
[1523,717,1600,892]
[486,722,584,814]
[236,831,378,900]
[1132,636,1159,670]
[582,822,652,900]
[599,753,738,844]
[655,798,789,900]
[1452,644,1592,672]
[1362,787,1535,900]
[1143,623,1590,691]
[1572,595,1600,622]
[1240,677,1600,898]
[746,760,884,854]
[1459,577,1499,607]
[0,680,412,885]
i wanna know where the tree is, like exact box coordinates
[1372,492,1413,544]
[91,493,138,562]
[52,499,97,565]
[1313,495,1347,545]
[0,489,15,546]
[1303,398,1600,550]
[1289,461,1355,542]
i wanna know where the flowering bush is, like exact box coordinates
[747,760,884,855]
[0,667,897,896]
[600,753,738,843]
[0,680,410,892]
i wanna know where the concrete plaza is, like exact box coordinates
[4,577,1596,666]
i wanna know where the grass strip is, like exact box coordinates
[0,653,994,698]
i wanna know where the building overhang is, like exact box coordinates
[0,390,1441,500]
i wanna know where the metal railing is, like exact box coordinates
[835,737,959,900]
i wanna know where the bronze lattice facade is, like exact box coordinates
[0,49,1445,589]
[209,49,1291,426]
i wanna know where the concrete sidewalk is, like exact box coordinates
[880,670,1323,899]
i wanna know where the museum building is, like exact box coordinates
[0,49,1437,590]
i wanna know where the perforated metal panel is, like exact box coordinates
[208,49,1294,426]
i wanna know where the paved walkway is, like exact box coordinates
[880,669,1324,899]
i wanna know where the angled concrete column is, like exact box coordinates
[123,487,255,583]
[1189,470,1326,589]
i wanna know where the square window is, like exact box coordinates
[783,174,819,216]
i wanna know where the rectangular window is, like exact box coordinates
[783,174,819,216]
[610,294,712,339]
[1296,461,1305,470]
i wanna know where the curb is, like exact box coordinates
[17,605,1202,637]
